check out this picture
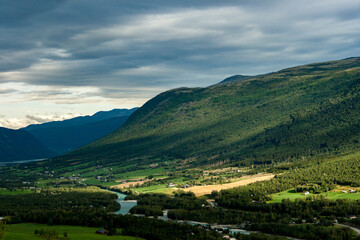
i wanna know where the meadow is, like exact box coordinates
[4,223,144,240]
[269,187,360,203]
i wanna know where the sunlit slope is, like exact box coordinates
[54,57,360,167]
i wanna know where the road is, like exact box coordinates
[335,223,360,236]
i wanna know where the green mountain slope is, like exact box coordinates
[53,57,360,168]
[0,127,55,162]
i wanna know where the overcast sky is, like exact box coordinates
[1,0,360,129]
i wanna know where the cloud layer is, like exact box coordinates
[1,0,360,128]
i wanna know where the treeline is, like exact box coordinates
[248,223,356,240]
[216,153,360,208]
[34,229,68,240]
[168,197,360,222]
[168,208,269,224]
[217,196,360,219]
[0,187,119,226]
[130,205,163,217]
[126,191,208,210]
[115,215,223,240]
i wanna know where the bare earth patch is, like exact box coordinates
[185,173,275,196]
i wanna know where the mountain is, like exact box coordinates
[0,127,55,162]
[52,57,360,169]
[218,75,253,84]
[22,108,138,155]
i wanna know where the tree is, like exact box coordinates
[0,217,9,240]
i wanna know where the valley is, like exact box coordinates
[1,58,360,240]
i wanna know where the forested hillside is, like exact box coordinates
[52,57,360,168]
[0,127,54,162]
[23,108,137,154]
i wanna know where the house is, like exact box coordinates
[349,215,357,219]
[303,191,310,195]
[349,189,357,193]
[96,229,107,235]
[342,190,347,193]
[168,183,176,187]
[149,164,158,168]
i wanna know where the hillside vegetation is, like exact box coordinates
[0,127,54,162]
[51,57,360,169]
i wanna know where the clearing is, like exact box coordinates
[269,186,360,203]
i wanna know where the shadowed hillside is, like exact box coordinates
[22,108,138,154]
[50,58,360,169]
[0,127,55,162]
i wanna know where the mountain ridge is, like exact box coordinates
[0,127,55,162]
[22,108,138,155]
[49,57,360,169]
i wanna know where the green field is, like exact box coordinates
[5,223,144,240]
[134,184,174,194]
[269,189,360,203]
[0,189,32,195]
[114,167,168,180]
[80,167,170,187]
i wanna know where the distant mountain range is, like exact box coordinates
[22,108,138,155]
[0,127,55,162]
[50,57,360,169]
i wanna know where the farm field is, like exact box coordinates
[110,173,275,195]
[269,187,360,203]
[81,167,170,186]
[184,173,275,196]
[4,223,144,240]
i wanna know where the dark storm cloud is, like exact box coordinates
[0,0,360,98]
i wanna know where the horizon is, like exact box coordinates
[1,0,360,129]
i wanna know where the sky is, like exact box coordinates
[1,0,360,129]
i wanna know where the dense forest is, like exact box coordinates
[0,187,119,226]
[216,152,360,208]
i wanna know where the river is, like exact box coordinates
[108,190,251,235]
[109,190,138,215]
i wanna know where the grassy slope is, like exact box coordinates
[5,223,143,240]
[48,58,360,170]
